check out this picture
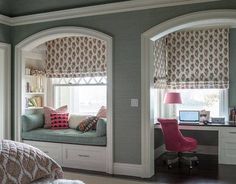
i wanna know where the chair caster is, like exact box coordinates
[193,160,199,166]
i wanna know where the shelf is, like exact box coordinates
[25,107,43,110]
[25,92,45,95]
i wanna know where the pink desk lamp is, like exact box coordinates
[164,92,182,118]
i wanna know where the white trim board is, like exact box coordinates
[113,163,142,177]
[0,0,219,26]
[0,43,11,139]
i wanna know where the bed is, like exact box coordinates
[0,139,84,184]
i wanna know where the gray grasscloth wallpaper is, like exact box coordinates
[229,29,236,107]
[0,0,235,164]
[0,24,11,43]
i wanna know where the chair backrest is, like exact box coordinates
[158,118,184,152]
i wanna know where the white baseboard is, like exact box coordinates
[154,144,218,159]
[113,163,142,177]
[155,145,165,159]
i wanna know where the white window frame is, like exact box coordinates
[53,83,107,114]
[220,89,229,120]
[175,88,229,120]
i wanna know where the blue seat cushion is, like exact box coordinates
[22,114,44,132]
[22,128,106,146]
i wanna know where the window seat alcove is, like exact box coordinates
[21,113,108,172]
[19,31,112,173]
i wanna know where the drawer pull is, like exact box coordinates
[78,154,90,158]
[229,132,236,134]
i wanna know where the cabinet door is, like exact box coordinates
[62,144,106,172]
[219,129,236,164]
[23,141,62,165]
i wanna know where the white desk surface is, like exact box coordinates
[155,122,236,131]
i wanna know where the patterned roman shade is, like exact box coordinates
[45,36,107,78]
[154,37,167,88]
[154,28,229,89]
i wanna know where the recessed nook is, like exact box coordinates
[141,10,236,178]
[14,27,113,174]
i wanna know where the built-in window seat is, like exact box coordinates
[21,113,108,172]
[22,128,106,146]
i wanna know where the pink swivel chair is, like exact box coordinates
[158,118,199,169]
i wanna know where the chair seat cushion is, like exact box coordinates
[22,128,106,146]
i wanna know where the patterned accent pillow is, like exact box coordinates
[96,106,107,118]
[50,113,69,129]
[44,105,68,128]
[77,116,99,132]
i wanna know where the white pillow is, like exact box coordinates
[69,114,88,129]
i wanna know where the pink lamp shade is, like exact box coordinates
[164,92,182,104]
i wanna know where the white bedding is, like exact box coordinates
[33,179,85,184]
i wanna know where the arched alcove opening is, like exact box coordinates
[14,26,113,173]
[141,10,236,178]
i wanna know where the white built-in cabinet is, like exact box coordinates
[219,128,236,164]
[23,140,107,172]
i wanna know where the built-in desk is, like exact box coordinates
[155,122,236,130]
[155,122,236,165]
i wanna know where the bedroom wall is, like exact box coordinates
[0,24,11,43]
[10,0,236,165]
[229,28,236,107]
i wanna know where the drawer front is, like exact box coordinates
[219,138,236,164]
[62,144,106,172]
[23,141,62,165]
[220,129,236,139]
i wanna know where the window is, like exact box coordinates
[175,89,228,119]
[54,85,106,115]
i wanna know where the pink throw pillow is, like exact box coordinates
[96,106,107,118]
[50,113,69,129]
[44,106,68,128]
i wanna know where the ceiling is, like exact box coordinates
[1,0,131,17]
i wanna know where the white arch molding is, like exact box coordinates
[141,9,236,178]
[14,26,113,173]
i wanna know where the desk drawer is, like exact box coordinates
[219,137,236,164]
[220,129,236,139]
[62,144,106,172]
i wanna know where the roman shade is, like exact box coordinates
[154,28,229,89]
[154,37,167,88]
[45,36,107,78]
